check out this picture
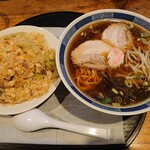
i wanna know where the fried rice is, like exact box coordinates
[0,32,59,104]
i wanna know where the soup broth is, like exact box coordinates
[67,19,150,107]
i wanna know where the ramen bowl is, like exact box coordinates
[56,9,150,116]
[0,25,60,115]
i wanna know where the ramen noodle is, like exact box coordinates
[0,32,59,104]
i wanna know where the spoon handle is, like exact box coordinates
[48,118,112,140]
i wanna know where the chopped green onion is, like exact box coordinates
[112,103,121,107]
[125,79,133,88]
[48,60,55,72]
[141,32,150,38]
[119,91,124,96]
[143,81,149,86]
[129,23,134,29]
[112,88,118,94]
[114,96,123,103]
[101,97,112,104]
[140,75,147,81]
[34,73,42,80]
[135,74,141,79]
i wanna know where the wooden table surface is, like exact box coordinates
[0,0,149,149]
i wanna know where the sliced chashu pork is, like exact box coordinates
[102,23,133,51]
[71,40,112,70]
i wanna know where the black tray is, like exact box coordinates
[0,12,146,150]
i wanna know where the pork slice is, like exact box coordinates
[71,40,112,70]
[102,23,133,50]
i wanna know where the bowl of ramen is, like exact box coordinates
[56,9,150,115]
[0,25,60,115]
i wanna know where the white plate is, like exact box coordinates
[0,25,61,115]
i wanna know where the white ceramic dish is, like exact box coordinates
[56,9,150,116]
[0,25,61,115]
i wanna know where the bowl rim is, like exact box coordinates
[56,9,150,116]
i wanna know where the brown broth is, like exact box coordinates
[66,19,150,107]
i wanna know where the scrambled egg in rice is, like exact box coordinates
[0,32,59,104]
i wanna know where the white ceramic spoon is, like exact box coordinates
[12,108,113,140]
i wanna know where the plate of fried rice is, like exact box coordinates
[0,25,60,115]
